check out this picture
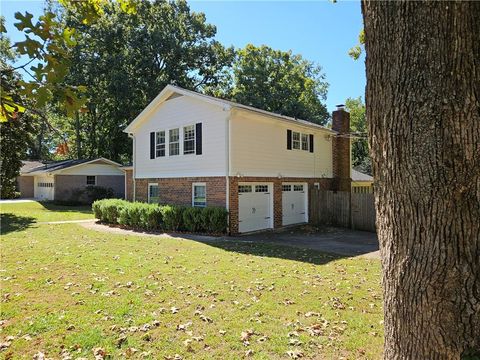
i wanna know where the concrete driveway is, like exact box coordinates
[231,225,380,259]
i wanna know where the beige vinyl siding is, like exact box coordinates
[58,163,124,176]
[229,110,333,178]
[133,95,228,179]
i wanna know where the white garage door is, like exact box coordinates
[282,183,308,226]
[34,176,54,201]
[238,183,273,233]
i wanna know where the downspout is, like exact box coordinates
[128,133,136,201]
[225,108,231,212]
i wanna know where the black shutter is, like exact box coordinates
[287,129,292,150]
[195,123,202,155]
[150,132,155,159]
[309,134,314,153]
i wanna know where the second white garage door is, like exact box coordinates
[282,183,308,226]
[238,183,273,233]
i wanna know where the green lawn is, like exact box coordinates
[0,201,93,233]
[0,203,383,359]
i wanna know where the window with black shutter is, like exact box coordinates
[195,123,202,155]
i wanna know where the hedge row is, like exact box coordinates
[92,199,228,234]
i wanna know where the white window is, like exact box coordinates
[192,183,206,207]
[169,128,179,156]
[183,125,195,155]
[238,185,252,193]
[282,184,291,192]
[86,176,96,186]
[294,184,304,192]
[255,185,269,193]
[292,131,300,149]
[156,131,165,157]
[301,134,309,151]
[148,183,159,204]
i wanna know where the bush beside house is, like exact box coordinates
[92,199,228,234]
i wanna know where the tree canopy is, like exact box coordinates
[226,44,329,125]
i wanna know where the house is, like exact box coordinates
[17,158,125,201]
[124,85,352,234]
[351,169,374,193]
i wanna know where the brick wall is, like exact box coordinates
[332,108,352,191]
[55,175,125,201]
[228,176,333,234]
[134,177,227,207]
[125,170,133,201]
[17,176,34,198]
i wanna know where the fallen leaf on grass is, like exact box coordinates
[93,347,106,360]
[286,349,304,359]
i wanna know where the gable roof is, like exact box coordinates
[20,158,122,175]
[351,169,373,182]
[124,84,336,134]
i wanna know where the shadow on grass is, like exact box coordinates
[39,201,92,214]
[164,231,345,265]
[204,240,344,265]
[0,213,36,235]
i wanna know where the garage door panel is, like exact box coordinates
[238,183,272,233]
[282,183,307,226]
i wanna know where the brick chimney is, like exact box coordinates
[332,105,351,191]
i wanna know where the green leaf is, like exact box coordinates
[14,12,35,31]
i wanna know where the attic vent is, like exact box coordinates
[165,93,183,101]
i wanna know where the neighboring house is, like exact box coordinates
[124,85,352,234]
[351,169,374,193]
[17,158,125,201]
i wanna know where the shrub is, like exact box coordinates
[162,205,185,231]
[183,207,205,232]
[92,199,129,224]
[117,202,163,230]
[202,207,229,233]
[93,199,228,234]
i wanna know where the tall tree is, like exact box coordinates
[226,44,329,125]
[0,21,35,198]
[60,0,234,161]
[345,97,370,174]
[362,1,479,358]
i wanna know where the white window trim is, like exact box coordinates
[148,183,159,204]
[192,182,206,207]
[86,175,96,186]
[183,124,196,155]
[168,128,180,156]
[155,130,166,157]
[290,130,310,152]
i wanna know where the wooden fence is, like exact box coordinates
[309,189,376,232]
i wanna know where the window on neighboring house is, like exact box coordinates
[183,125,195,155]
[156,131,165,157]
[301,134,309,151]
[169,128,179,156]
[192,183,206,207]
[148,183,159,203]
[86,176,96,186]
[292,131,301,149]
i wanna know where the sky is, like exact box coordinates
[1,0,366,113]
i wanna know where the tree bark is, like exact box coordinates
[362,1,480,359]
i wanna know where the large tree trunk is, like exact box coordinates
[361,1,480,359]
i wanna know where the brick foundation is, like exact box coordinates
[134,176,226,207]
[125,170,133,201]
